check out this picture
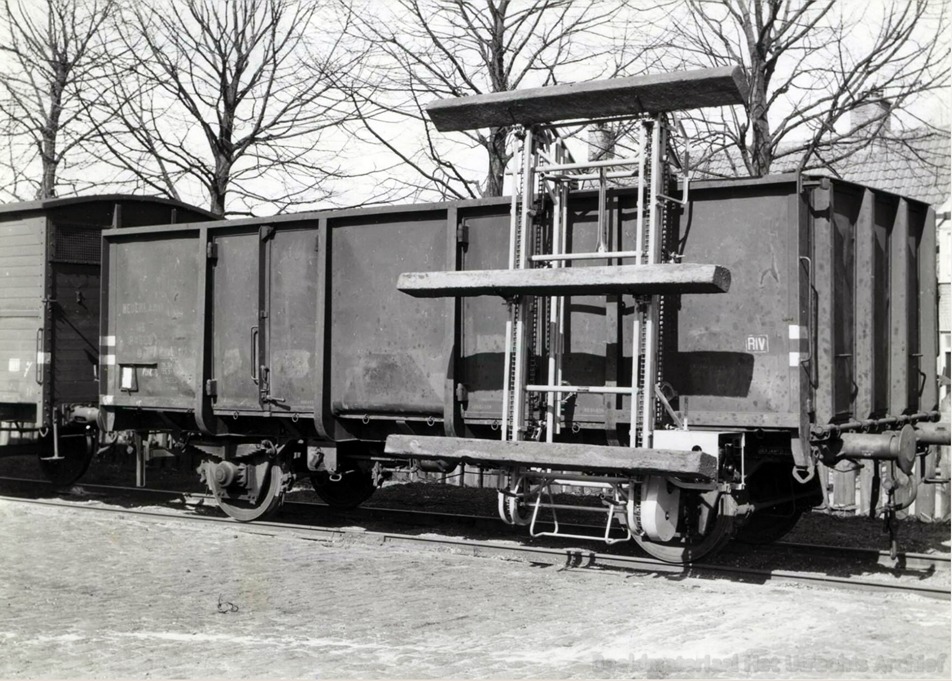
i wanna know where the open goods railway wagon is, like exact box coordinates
[95,67,949,563]
[0,196,217,484]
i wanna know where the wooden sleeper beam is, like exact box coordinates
[426,66,748,132]
[385,435,719,480]
[397,263,731,298]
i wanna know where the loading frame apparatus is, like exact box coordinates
[387,66,748,548]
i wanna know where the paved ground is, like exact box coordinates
[0,499,949,679]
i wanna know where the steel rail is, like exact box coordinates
[0,482,948,601]
[0,474,948,571]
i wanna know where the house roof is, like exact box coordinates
[694,127,951,208]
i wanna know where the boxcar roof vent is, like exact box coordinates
[426,65,748,132]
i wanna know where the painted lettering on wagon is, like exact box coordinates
[120,302,170,315]
[746,335,769,353]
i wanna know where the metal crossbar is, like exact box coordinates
[530,250,643,262]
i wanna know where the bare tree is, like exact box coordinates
[90,0,359,216]
[651,0,950,177]
[0,0,116,201]
[346,0,655,201]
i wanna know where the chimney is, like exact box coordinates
[851,90,891,135]
[588,123,615,161]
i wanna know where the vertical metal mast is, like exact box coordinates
[500,116,669,449]
[502,127,538,442]
[639,118,666,448]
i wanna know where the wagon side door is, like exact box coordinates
[263,226,317,415]
[49,222,102,406]
[209,228,265,415]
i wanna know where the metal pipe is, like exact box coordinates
[530,250,643,262]
[526,384,634,395]
[413,458,458,473]
[813,411,941,439]
[538,156,641,173]
[510,127,535,441]
[134,432,146,488]
[545,142,564,443]
[836,425,917,475]
[630,122,647,447]
[640,118,662,448]
[555,183,568,434]
[914,421,951,446]
[544,169,638,182]
[49,407,61,461]
[65,406,99,424]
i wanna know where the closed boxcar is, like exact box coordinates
[0,196,216,482]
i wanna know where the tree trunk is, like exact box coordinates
[748,78,772,177]
[37,144,57,199]
[483,126,508,197]
[209,184,227,217]
[209,151,233,216]
[209,170,228,217]
[37,70,67,199]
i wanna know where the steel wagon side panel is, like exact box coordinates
[457,204,510,422]
[209,228,263,414]
[104,231,203,412]
[672,178,804,429]
[96,178,938,452]
[266,225,319,413]
[815,183,935,425]
[328,210,450,416]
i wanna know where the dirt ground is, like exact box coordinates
[0,497,949,679]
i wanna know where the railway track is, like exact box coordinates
[1,475,949,600]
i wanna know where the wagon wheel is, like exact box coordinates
[633,487,734,563]
[38,430,96,487]
[310,469,376,509]
[734,508,803,545]
[206,459,285,522]
[498,471,532,526]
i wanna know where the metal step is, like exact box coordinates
[384,435,719,480]
[397,263,730,298]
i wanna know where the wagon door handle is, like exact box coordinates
[35,328,44,385]
[798,256,817,387]
[251,326,259,385]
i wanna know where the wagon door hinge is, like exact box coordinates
[205,379,218,397]
[258,366,271,402]
[257,366,286,407]
[457,222,469,249]
[206,241,218,260]
[259,225,275,242]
